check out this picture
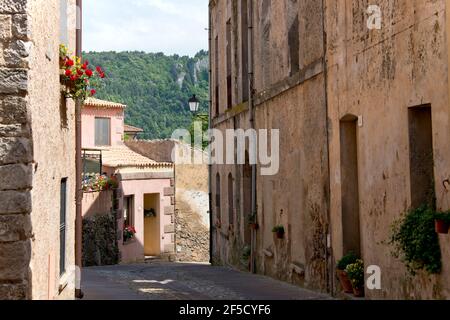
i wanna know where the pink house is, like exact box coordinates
[81,98,176,263]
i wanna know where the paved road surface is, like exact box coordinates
[82,261,331,300]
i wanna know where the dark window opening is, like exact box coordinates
[243,152,252,245]
[60,92,68,128]
[241,0,249,102]
[216,173,221,223]
[215,36,219,116]
[60,178,67,276]
[124,196,135,228]
[288,15,299,76]
[408,105,435,208]
[226,19,232,109]
[340,116,361,257]
[228,173,234,226]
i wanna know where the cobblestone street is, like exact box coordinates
[82,261,331,300]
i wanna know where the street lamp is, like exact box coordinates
[188,94,209,121]
[189,94,200,114]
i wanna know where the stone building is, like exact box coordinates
[1,0,78,299]
[210,0,450,299]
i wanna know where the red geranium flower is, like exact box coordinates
[81,63,88,70]
[90,89,96,96]
[85,69,93,77]
[96,66,103,73]
[65,69,72,76]
[77,69,84,76]
[100,72,105,79]
[65,59,74,67]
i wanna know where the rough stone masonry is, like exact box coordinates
[0,0,33,300]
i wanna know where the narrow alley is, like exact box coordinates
[82,261,330,300]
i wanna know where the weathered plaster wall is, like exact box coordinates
[210,0,329,292]
[325,0,450,299]
[1,0,76,300]
[27,0,77,300]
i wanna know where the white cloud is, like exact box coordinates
[83,0,208,56]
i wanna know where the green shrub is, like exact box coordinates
[337,252,359,271]
[390,206,441,275]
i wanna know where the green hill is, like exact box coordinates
[83,51,209,139]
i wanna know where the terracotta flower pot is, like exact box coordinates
[435,219,450,234]
[353,286,364,298]
[249,223,259,230]
[336,270,353,294]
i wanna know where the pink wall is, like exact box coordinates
[81,191,113,218]
[118,178,172,263]
[81,106,125,148]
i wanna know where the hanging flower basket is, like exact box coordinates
[59,44,105,101]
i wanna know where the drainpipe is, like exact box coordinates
[248,0,257,274]
[75,0,83,299]
[208,3,213,265]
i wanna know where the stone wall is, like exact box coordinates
[0,0,33,300]
[1,0,77,300]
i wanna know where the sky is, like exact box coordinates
[83,0,208,56]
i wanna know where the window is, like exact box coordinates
[288,15,299,76]
[408,105,435,208]
[228,173,234,226]
[340,115,361,257]
[243,152,252,245]
[216,173,221,222]
[241,0,249,102]
[60,178,67,276]
[215,36,220,116]
[124,196,135,228]
[226,19,232,109]
[95,117,111,146]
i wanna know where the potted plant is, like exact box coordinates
[336,252,358,294]
[435,211,450,234]
[345,259,365,297]
[123,225,136,243]
[249,214,259,230]
[272,225,285,239]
